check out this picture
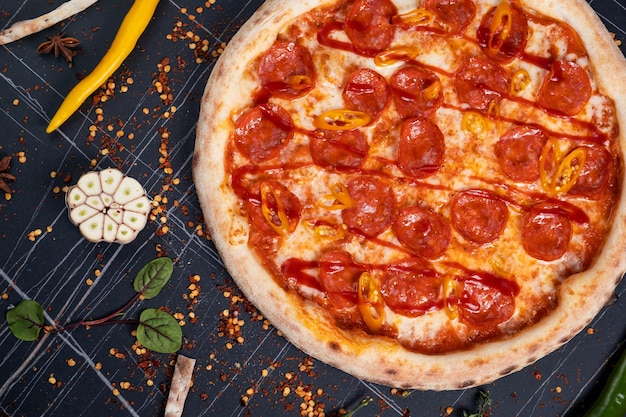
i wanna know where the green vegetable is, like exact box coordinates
[582,347,626,417]
[6,300,44,341]
[464,390,492,417]
[133,256,173,299]
[341,397,373,417]
[137,308,182,353]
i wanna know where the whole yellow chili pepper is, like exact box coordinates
[46,0,160,133]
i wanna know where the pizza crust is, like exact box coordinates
[194,0,626,390]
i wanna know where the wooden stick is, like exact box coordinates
[164,354,196,417]
[0,0,99,45]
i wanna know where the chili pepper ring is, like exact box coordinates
[46,0,160,133]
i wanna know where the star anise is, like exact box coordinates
[36,33,80,63]
[0,156,15,194]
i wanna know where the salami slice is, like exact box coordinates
[394,206,450,258]
[422,0,476,35]
[234,103,294,163]
[451,189,508,244]
[390,66,443,119]
[343,68,391,120]
[318,250,363,310]
[537,60,591,117]
[310,129,370,170]
[522,203,572,261]
[476,2,528,63]
[397,118,445,178]
[453,57,510,110]
[456,271,518,328]
[342,176,395,237]
[345,0,397,55]
[245,181,302,236]
[380,258,442,316]
[494,125,548,182]
[568,145,614,200]
[258,40,316,99]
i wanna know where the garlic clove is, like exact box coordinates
[108,207,124,224]
[69,204,99,225]
[103,215,119,243]
[101,193,114,207]
[77,171,102,196]
[86,195,105,211]
[113,177,145,205]
[115,224,136,244]
[100,168,125,195]
[123,196,152,214]
[79,212,105,242]
[66,186,87,208]
[123,210,148,232]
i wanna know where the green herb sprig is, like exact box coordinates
[463,390,493,417]
[5,257,181,353]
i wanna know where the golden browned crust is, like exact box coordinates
[193,0,626,390]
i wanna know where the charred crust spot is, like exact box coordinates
[328,341,341,352]
[192,151,200,169]
[458,380,476,389]
[385,368,398,376]
[500,365,516,376]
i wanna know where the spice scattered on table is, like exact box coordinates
[36,33,80,63]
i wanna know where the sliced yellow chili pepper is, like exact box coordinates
[442,274,459,320]
[46,0,161,133]
[511,69,531,95]
[357,272,385,333]
[287,75,313,91]
[313,109,371,131]
[462,111,488,139]
[394,8,434,26]
[374,46,420,67]
[539,140,586,195]
[304,220,346,240]
[318,183,355,210]
[422,79,442,101]
[260,182,292,236]
[487,0,512,53]
[488,99,503,134]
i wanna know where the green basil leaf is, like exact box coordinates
[133,257,173,299]
[6,300,45,341]
[136,308,182,353]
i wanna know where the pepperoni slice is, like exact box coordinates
[310,129,370,170]
[568,145,614,200]
[380,258,442,316]
[451,189,508,244]
[343,68,391,120]
[476,2,528,63]
[453,57,510,110]
[398,118,445,178]
[245,181,302,236]
[345,0,397,55]
[522,203,572,261]
[258,40,316,99]
[494,125,548,182]
[234,103,294,163]
[342,176,395,237]
[537,60,591,117]
[390,66,443,119]
[394,206,450,258]
[456,271,518,328]
[318,250,364,309]
[422,0,476,35]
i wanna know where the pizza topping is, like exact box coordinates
[343,68,391,120]
[537,60,592,117]
[318,182,355,210]
[494,125,548,182]
[344,0,398,55]
[568,145,614,200]
[522,203,572,261]
[258,40,316,99]
[462,111,489,139]
[394,206,450,258]
[357,271,385,332]
[313,109,371,131]
[305,220,347,241]
[342,177,395,237]
[398,118,445,178]
[392,8,434,27]
[310,129,370,169]
[374,46,420,66]
[454,270,518,328]
[510,68,531,94]
[380,259,442,317]
[539,139,587,195]
[477,1,528,63]
[421,0,476,35]
[318,251,363,310]
[390,66,443,118]
[246,181,302,236]
[451,189,508,244]
[234,104,294,162]
[453,57,510,110]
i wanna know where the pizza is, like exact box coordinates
[193,0,626,390]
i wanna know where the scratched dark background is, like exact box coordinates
[1,1,626,416]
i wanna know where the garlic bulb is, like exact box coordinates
[66,168,152,244]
